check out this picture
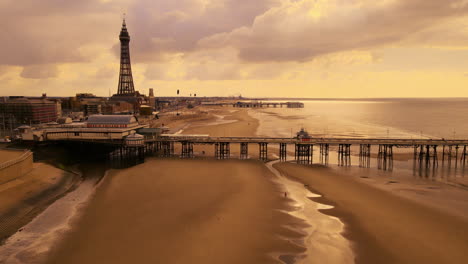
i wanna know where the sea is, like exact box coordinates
[251,98,468,139]
[250,98,468,183]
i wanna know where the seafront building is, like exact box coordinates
[62,94,134,116]
[0,96,61,128]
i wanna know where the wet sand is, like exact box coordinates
[183,108,259,137]
[0,162,78,244]
[45,159,306,264]
[275,163,468,264]
[150,106,246,134]
[181,107,468,263]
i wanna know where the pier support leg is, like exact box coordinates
[221,143,230,159]
[359,144,371,168]
[442,145,459,169]
[442,145,445,167]
[240,143,248,159]
[338,144,351,167]
[311,145,314,164]
[162,141,173,157]
[295,144,312,164]
[155,141,161,152]
[215,143,219,159]
[319,144,329,165]
[414,145,438,177]
[259,143,268,161]
[378,144,393,171]
[462,145,467,168]
[181,141,194,158]
[138,146,145,162]
[216,143,230,159]
[279,143,287,161]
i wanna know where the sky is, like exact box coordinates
[1,0,468,98]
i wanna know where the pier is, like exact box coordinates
[233,101,304,108]
[202,101,305,108]
[103,134,468,171]
[18,118,468,171]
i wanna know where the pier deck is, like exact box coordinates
[37,132,468,172]
[153,135,468,146]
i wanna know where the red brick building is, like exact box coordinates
[0,97,59,127]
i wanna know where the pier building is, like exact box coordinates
[19,115,147,142]
[86,115,140,128]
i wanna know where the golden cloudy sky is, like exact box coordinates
[1,0,468,98]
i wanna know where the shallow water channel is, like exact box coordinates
[265,160,354,264]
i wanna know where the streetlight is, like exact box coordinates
[176,89,180,116]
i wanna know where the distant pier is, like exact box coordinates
[201,101,305,108]
[233,101,304,108]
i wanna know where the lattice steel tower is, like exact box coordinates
[117,19,135,95]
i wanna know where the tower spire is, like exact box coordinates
[116,16,135,96]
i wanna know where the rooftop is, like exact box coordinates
[87,115,138,125]
[2,97,57,105]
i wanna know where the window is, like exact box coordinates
[74,132,80,136]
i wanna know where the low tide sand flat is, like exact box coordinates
[44,159,306,264]
[0,162,78,244]
[275,163,468,264]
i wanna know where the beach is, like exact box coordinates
[43,108,311,263]
[0,152,79,244]
[2,105,468,264]
[45,159,306,264]
[275,163,468,264]
[151,107,468,263]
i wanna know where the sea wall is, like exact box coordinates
[0,150,33,185]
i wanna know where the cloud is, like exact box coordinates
[199,0,468,62]
[0,0,123,66]
[185,63,242,80]
[4,0,468,68]
[126,0,281,61]
[95,66,117,79]
[403,17,468,48]
[20,64,60,79]
[2,0,468,97]
[0,66,11,77]
[144,49,277,81]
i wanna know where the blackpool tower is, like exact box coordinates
[116,18,135,95]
